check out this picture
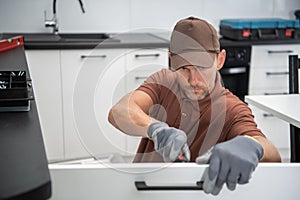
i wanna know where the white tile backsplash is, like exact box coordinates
[0,0,299,33]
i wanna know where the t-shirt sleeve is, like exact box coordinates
[226,102,266,140]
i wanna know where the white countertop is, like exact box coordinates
[245,94,300,128]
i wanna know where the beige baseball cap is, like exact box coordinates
[170,16,220,71]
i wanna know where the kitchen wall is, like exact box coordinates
[0,0,299,35]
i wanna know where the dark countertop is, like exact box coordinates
[0,32,170,49]
[0,45,51,198]
[1,32,300,50]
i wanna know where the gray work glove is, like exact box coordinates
[196,136,264,195]
[147,122,191,162]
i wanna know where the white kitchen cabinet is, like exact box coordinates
[249,44,300,162]
[25,50,64,161]
[60,49,128,159]
[49,163,300,200]
[124,48,168,154]
[25,47,169,161]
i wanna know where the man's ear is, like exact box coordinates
[217,49,226,70]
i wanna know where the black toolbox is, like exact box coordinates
[0,36,33,111]
[220,18,300,40]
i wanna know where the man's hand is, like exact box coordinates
[147,122,191,162]
[196,136,264,195]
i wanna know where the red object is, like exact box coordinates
[0,36,24,53]
[177,155,184,160]
[285,29,294,37]
[242,29,251,37]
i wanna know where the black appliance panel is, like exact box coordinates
[220,46,251,101]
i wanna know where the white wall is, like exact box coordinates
[0,0,299,34]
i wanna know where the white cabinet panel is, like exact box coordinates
[250,105,290,161]
[251,45,300,68]
[61,49,127,159]
[49,163,300,200]
[249,67,289,91]
[25,50,64,161]
[126,48,168,71]
[249,44,300,162]
[124,48,168,154]
[250,106,290,149]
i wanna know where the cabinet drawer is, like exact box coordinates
[125,69,161,92]
[251,45,300,68]
[126,48,168,71]
[249,67,289,91]
[248,88,288,95]
[249,105,290,160]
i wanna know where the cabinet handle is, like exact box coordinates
[135,53,160,58]
[263,113,274,117]
[265,72,288,76]
[135,181,203,191]
[80,55,107,59]
[135,76,148,80]
[267,50,293,54]
[264,92,288,95]
[221,66,246,75]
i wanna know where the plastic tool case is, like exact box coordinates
[0,36,33,111]
[220,18,300,40]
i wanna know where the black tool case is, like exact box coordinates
[0,36,33,111]
[220,18,300,40]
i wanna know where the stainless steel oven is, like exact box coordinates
[219,45,251,101]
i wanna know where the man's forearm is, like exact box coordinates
[253,136,282,162]
[108,92,156,138]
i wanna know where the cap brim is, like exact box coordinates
[170,51,216,71]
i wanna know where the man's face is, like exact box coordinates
[175,55,218,101]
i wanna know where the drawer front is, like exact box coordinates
[125,69,162,92]
[251,44,300,68]
[249,105,290,161]
[248,88,288,95]
[63,49,127,68]
[249,67,289,91]
[126,48,168,71]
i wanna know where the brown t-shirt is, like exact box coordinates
[133,69,265,162]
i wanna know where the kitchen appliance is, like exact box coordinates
[219,42,251,101]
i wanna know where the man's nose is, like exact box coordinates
[189,68,203,85]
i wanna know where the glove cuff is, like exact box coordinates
[147,122,169,139]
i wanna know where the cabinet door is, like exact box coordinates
[249,44,300,162]
[61,49,127,159]
[249,105,290,162]
[25,50,64,161]
[125,48,168,154]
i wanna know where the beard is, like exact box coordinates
[183,85,209,101]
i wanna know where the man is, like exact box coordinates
[108,16,281,195]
